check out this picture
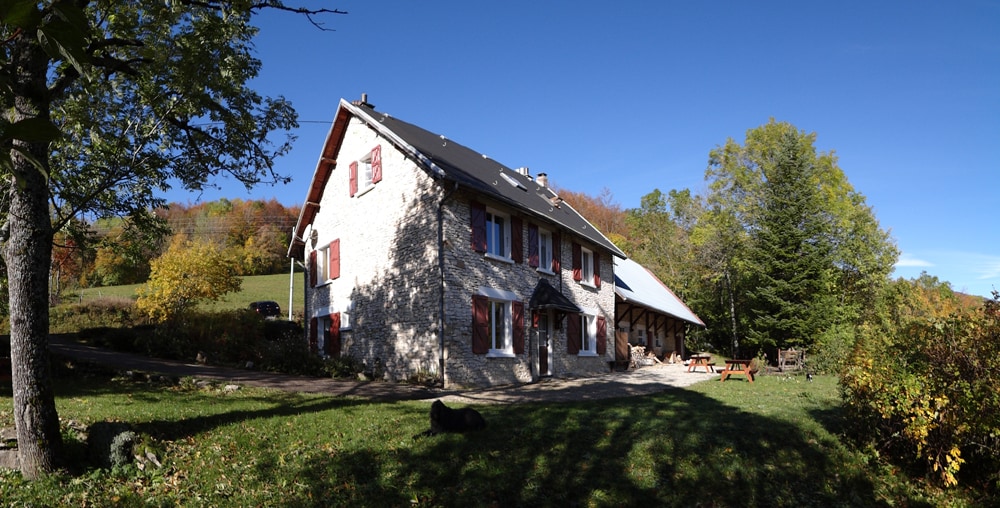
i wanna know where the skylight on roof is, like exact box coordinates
[499,171,528,191]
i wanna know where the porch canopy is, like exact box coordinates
[528,279,580,313]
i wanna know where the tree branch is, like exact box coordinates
[177,0,347,31]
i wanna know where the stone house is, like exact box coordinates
[287,96,625,388]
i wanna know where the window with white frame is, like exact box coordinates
[580,313,597,355]
[316,239,340,282]
[339,303,352,330]
[358,154,374,194]
[538,229,553,272]
[487,298,512,353]
[581,247,594,284]
[486,210,510,259]
[350,145,382,197]
[473,290,523,357]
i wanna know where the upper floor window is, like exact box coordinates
[538,229,553,272]
[572,242,601,288]
[350,145,383,197]
[528,224,555,272]
[581,247,594,284]
[486,210,510,259]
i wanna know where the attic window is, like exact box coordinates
[499,172,527,191]
[350,145,383,197]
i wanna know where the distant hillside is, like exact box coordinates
[73,273,307,317]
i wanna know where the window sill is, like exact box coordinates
[579,281,597,289]
[355,184,375,198]
[486,350,516,358]
[577,351,599,358]
[535,267,555,276]
[484,253,515,264]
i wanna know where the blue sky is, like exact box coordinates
[168,1,999,297]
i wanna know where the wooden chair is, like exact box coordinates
[778,349,804,372]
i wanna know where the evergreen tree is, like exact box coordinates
[745,130,837,350]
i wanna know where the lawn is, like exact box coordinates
[0,372,971,507]
[73,273,306,316]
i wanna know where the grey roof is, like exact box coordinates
[345,100,625,257]
[613,257,704,326]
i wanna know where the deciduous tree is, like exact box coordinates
[136,236,241,322]
[697,120,897,357]
[0,0,342,477]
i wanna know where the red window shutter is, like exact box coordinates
[370,145,382,184]
[552,232,561,271]
[330,239,341,280]
[511,216,523,263]
[327,313,342,357]
[572,242,582,281]
[470,201,487,253]
[472,295,489,354]
[597,316,607,355]
[567,313,581,354]
[593,251,601,288]
[309,317,318,354]
[309,250,318,287]
[349,161,358,197]
[512,301,525,354]
[527,224,539,268]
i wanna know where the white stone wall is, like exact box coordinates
[305,117,441,382]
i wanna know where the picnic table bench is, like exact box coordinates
[719,359,755,383]
[687,354,716,373]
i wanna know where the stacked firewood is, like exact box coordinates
[629,345,661,369]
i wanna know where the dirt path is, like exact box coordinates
[48,337,718,405]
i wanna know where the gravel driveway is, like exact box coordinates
[47,336,719,405]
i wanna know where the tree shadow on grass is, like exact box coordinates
[268,389,884,508]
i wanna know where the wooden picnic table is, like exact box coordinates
[687,354,715,373]
[719,359,754,383]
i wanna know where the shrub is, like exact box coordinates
[87,422,136,469]
[322,355,365,379]
[842,293,1000,489]
[49,297,142,334]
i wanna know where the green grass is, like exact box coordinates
[0,373,978,507]
[73,273,306,316]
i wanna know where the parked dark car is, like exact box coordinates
[249,301,281,319]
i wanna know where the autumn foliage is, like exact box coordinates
[842,281,999,489]
[49,198,299,294]
[135,236,242,322]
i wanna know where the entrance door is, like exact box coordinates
[538,312,552,376]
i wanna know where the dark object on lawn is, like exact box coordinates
[413,400,486,439]
[249,301,281,319]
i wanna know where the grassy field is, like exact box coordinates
[72,272,306,316]
[0,373,973,507]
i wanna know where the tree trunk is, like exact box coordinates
[4,34,63,479]
[726,269,739,357]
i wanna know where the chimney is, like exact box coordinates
[536,173,548,188]
[516,167,530,178]
[352,93,375,109]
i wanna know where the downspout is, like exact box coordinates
[437,180,460,388]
